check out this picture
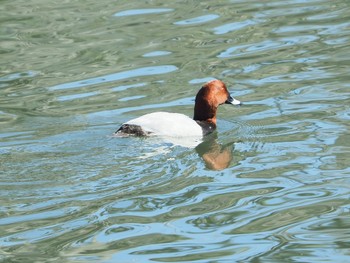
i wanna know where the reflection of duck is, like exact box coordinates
[115,80,241,137]
[195,133,234,170]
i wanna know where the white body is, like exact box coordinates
[126,112,203,137]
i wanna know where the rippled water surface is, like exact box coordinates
[1,0,350,262]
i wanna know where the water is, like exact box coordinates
[1,0,350,262]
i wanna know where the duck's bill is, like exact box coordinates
[225,96,241,105]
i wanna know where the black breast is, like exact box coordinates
[196,121,216,136]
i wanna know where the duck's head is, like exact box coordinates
[203,79,241,106]
[194,80,241,124]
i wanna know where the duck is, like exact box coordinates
[115,79,241,138]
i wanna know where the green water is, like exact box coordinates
[1,0,350,262]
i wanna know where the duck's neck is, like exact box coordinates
[193,99,218,127]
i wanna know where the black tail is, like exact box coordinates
[115,124,151,136]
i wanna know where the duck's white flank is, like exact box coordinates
[125,112,203,137]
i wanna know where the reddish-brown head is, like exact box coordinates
[193,80,240,126]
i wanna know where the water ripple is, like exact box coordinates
[113,8,173,17]
[218,36,318,58]
[47,65,178,91]
[174,14,220,25]
[2,0,350,262]
[213,18,264,35]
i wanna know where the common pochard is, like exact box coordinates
[115,79,241,138]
